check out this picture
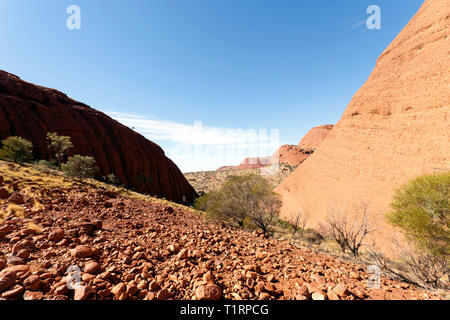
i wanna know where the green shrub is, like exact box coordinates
[0,136,33,163]
[194,174,281,233]
[35,159,58,170]
[386,172,449,259]
[61,155,98,181]
[47,132,73,169]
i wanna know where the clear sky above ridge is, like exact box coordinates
[0,0,425,172]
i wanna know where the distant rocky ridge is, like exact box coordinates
[185,164,298,194]
[216,126,334,172]
[0,70,197,204]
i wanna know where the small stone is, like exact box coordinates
[297,284,310,299]
[111,283,127,296]
[148,280,158,291]
[168,244,180,254]
[258,292,271,300]
[23,275,41,291]
[0,270,17,292]
[48,229,65,242]
[127,282,138,296]
[333,283,349,297]
[327,288,340,300]
[74,285,93,300]
[72,245,94,259]
[311,292,327,300]
[195,284,222,300]
[8,192,24,205]
[1,284,24,299]
[84,261,100,274]
[203,271,215,284]
[177,249,188,260]
[54,285,68,296]
[23,290,44,300]
[255,251,265,259]
[0,187,10,200]
[157,288,170,300]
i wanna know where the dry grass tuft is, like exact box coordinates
[6,204,26,218]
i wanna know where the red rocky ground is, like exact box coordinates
[0,169,440,301]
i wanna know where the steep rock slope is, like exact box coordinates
[275,0,450,249]
[0,71,197,204]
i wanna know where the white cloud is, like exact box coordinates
[107,111,280,172]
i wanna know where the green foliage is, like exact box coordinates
[61,155,98,181]
[0,136,33,163]
[194,174,281,233]
[35,159,58,170]
[106,173,120,186]
[387,172,450,259]
[46,132,73,169]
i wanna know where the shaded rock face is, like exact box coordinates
[0,71,197,204]
[275,0,450,251]
[298,125,334,150]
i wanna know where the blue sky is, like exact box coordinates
[0,0,424,171]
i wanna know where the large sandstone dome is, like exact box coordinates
[275,0,450,250]
[0,71,197,204]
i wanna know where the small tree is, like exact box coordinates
[386,172,449,260]
[320,201,375,257]
[47,132,73,169]
[194,174,281,233]
[245,176,281,233]
[0,136,33,163]
[290,209,309,237]
[61,155,97,181]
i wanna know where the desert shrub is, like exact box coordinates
[61,155,98,181]
[386,172,449,259]
[0,136,33,163]
[373,172,450,289]
[35,159,58,170]
[194,174,281,233]
[290,209,309,237]
[46,132,73,169]
[303,229,324,245]
[319,201,375,257]
[368,239,448,290]
[106,173,121,186]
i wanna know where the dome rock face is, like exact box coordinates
[0,70,197,204]
[275,0,450,251]
[298,125,334,150]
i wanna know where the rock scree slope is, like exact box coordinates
[0,71,197,204]
[275,0,450,250]
[0,161,439,300]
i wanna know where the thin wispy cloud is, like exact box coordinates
[107,111,281,172]
[109,111,252,146]
[350,19,366,30]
